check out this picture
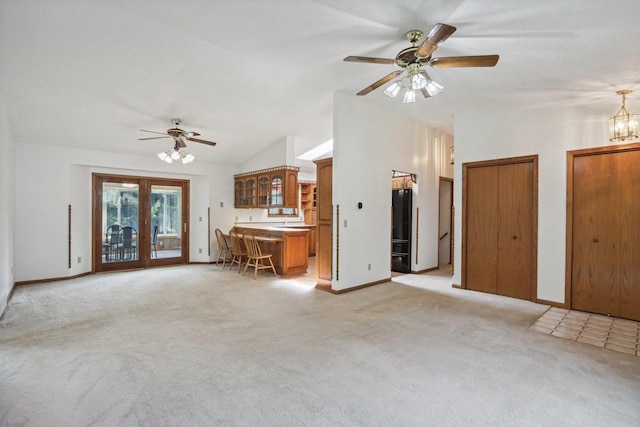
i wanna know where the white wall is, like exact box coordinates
[0,92,15,316]
[14,143,237,282]
[234,135,311,224]
[332,92,453,291]
[452,101,609,304]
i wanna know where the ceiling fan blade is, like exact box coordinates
[140,129,169,136]
[138,136,171,140]
[430,55,499,68]
[416,23,457,58]
[344,56,396,65]
[177,138,187,148]
[356,70,404,96]
[186,137,217,147]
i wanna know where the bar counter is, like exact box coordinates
[233,225,310,275]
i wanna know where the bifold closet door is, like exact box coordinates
[572,153,621,316]
[466,165,499,294]
[620,150,640,319]
[572,149,640,320]
[497,162,534,300]
[465,160,535,300]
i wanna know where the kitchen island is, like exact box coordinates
[233,225,310,275]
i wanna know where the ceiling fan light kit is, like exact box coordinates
[139,118,217,164]
[344,24,499,103]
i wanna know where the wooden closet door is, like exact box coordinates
[497,162,534,300]
[572,153,622,316]
[620,150,640,320]
[465,166,499,294]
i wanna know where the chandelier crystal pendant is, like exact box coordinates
[609,90,638,142]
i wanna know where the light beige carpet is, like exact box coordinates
[1,265,639,426]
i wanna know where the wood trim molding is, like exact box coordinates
[536,298,569,309]
[315,278,391,294]
[15,272,92,287]
[412,266,439,274]
[335,204,339,281]
[564,142,640,312]
[68,204,72,269]
[415,207,419,265]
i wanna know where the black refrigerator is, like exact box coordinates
[391,189,412,273]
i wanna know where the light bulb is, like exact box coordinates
[182,153,195,164]
[402,89,416,104]
[384,81,402,98]
[170,150,180,160]
[158,152,167,161]
[424,80,444,97]
[411,73,427,90]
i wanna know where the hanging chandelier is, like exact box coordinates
[609,90,638,142]
[158,140,195,164]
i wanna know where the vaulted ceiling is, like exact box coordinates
[2,0,639,165]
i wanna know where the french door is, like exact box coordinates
[92,173,189,272]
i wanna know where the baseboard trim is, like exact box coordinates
[412,266,439,274]
[15,272,92,287]
[536,298,568,309]
[316,278,391,294]
[188,261,216,265]
[451,283,463,289]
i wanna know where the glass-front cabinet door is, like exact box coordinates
[270,174,283,206]
[93,174,189,272]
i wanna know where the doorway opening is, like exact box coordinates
[438,177,453,274]
[92,173,190,272]
[391,171,415,274]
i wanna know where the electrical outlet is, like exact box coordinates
[250,215,253,221]
[199,216,202,222]
[220,201,224,208]
[199,248,202,254]
[235,216,239,221]
[77,256,82,264]
[344,219,347,228]
[368,263,371,271]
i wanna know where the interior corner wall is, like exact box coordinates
[0,93,15,316]
[14,143,237,282]
[452,102,609,304]
[332,92,453,292]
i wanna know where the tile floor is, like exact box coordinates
[531,307,640,356]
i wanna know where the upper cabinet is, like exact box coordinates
[234,166,299,209]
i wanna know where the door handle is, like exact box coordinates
[593,238,599,243]
[184,223,187,233]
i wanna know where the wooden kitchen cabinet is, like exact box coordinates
[234,166,299,209]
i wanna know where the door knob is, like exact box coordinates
[512,236,517,240]
[593,238,599,243]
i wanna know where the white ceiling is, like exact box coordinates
[2,0,640,165]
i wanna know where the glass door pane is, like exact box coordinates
[102,182,140,264]
[150,185,182,260]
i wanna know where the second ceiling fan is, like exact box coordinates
[344,23,499,102]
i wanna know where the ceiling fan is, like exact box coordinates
[139,118,217,146]
[344,23,499,102]
[139,118,217,164]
